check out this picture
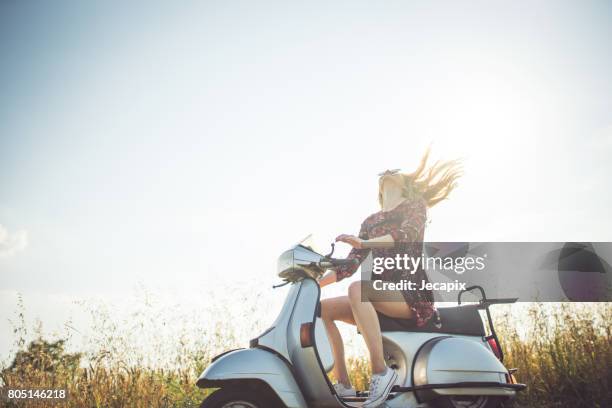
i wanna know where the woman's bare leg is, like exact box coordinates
[321,296,355,387]
[347,281,386,374]
[347,281,414,375]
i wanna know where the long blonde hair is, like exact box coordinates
[378,147,462,208]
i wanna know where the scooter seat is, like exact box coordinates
[377,305,485,336]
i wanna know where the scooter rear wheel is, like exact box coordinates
[200,387,279,408]
[432,395,503,408]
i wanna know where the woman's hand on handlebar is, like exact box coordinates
[335,234,364,249]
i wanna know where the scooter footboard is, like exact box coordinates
[412,336,517,402]
[197,348,307,408]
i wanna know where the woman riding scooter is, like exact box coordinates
[319,148,462,408]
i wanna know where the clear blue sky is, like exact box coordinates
[1,0,611,360]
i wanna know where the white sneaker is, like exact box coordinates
[363,367,398,408]
[333,382,357,398]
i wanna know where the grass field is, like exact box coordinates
[1,299,610,407]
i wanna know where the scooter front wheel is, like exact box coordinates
[200,387,280,408]
[432,395,503,408]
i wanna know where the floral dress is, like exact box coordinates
[335,197,438,327]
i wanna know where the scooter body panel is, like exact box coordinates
[196,348,308,408]
[415,336,514,399]
[286,278,339,407]
[381,332,446,407]
[382,331,514,405]
[242,279,340,407]
[257,283,303,362]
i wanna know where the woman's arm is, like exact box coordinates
[333,221,372,282]
[362,234,395,249]
[336,234,395,249]
[321,235,393,287]
[338,200,426,250]
[318,270,337,288]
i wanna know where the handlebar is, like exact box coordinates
[318,258,358,269]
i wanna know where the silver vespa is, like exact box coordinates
[197,239,525,408]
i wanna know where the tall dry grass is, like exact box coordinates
[495,303,611,407]
[1,294,215,408]
[1,295,610,407]
[1,290,266,408]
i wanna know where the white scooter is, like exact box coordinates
[197,239,525,408]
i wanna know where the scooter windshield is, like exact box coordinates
[295,233,317,252]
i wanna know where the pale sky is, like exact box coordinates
[1,0,611,361]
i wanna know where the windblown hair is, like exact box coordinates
[378,147,462,208]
